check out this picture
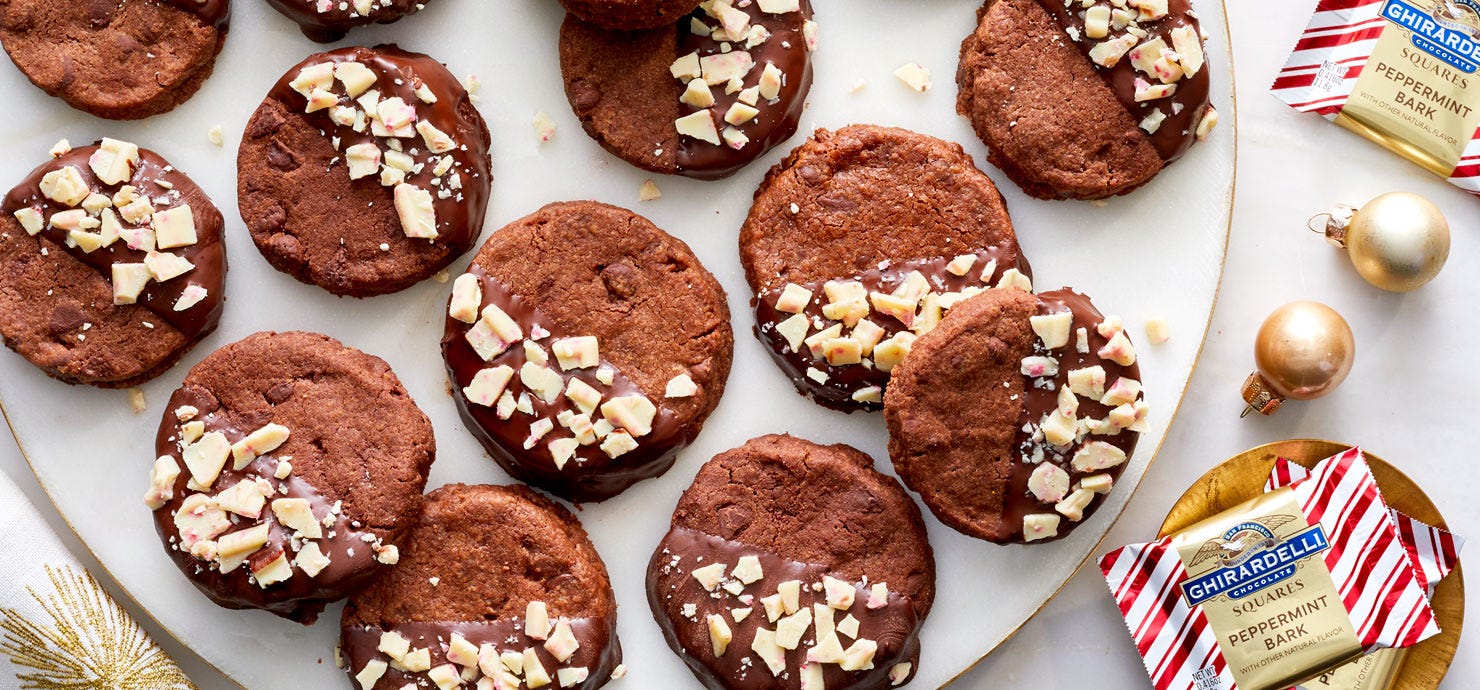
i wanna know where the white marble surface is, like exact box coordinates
[0,0,1475,687]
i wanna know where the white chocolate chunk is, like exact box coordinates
[638,179,662,201]
[751,628,787,676]
[757,0,799,11]
[1145,317,1171,344]
[890,662,913,685]
[252,554,293,588]
[294,542,332,578]
[526,600,553,640]
[214,478,269,519]
[182,431,231,489]
[707,614,732,657]
[823,576,856,610]
[700,51,754,85]
[732,555,763,584]
[448,273,483,323]
[1021,356,1059,378]
[173,493,229,550]
[354,659,388,690]
[174,285,208,312]
[552,336,600,370]
[13,207,43,235]
[1028,463,1071,503]
[557,667,590,688]
[1101,377,1143,406]
[894,63,932,91]
[681,79,716,108]
[544,619,580,662]
[144,251,194,282]
[110,263,151,305]
[670,52,702,81]
[1031,312,1074,350]
[272,498,323,538]
[840,638,879,671]
[1024,513,1061,542]
[1071,441,1129,471]
[416,120,457,153]
[775,607,813,650]
[143,455,180,510]
[600,430,638,458]
[464,365,515,407]
[777,579,802,613]
[675,111,721,145]
[1068,366,1108,399]
[427,664,461,690]
[345,143,382,180]
[692,562,727,591]
[1098,331,1137,366]
[599,396,657,437]
[400,647,433,673]
[378,631,411,660]
[152,205,198,249]
[40,166,90,207]
[775,283,813,313]
[1056,487,1097,521]
[1081,473,1115,494]
[837,614,860,639]
[1041,408,1079,447]
[216,523,271,570]
[231,423,290,470]
[394,184,438,239]
[665,373,698,398]
[89,139,140,186]
[776,313,810,352]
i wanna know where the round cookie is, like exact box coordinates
[884,288,1147,544]
[143,331,435,623]
[558,0,701,31]
[955,0,1217,200]
[648,434,934,690]
[0,0,228,120]
[441,201,732,503]
[238,45,491,297]
[738,124,1032,412]
[0,139,227,387]
[340,484,623,690]
[263,0,435,43]
[559,0,815,180]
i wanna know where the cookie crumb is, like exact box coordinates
[893,63,932,92]
[638,179,662,201]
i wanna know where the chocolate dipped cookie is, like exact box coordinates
[738,124,1031,412]
[238,45,491,297]
[884,288,1147,544]
[143,331,435,623]
[441,201,732,503]
[648,434,934,690]
[264,0,435,43]
[0,139,227,387]
[0,0,229,119]
[340,484,623,690]
[956,0,1219,199]
[559,0,815,179]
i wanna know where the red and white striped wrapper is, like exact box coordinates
[1100,448,1442,690]
[1265,456,1464,595]
[1272,0,1480,195]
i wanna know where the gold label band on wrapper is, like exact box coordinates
[1295,649,1405,690]
[1336,0,1480,176]
[1172,488,1364,690]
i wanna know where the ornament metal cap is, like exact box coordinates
[1240,373,1285,417]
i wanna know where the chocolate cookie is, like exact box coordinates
[956,0,1218,200]
[648,434,934,690]
[738,124,1031,412]
[238,45,491,297]
[263,0,434,43]
[340,484,622,690]
[441,201,732,503]
[559,0,815,180]
[558,0,700,30]
[884,288,1147,544]
[0,139,227,387]
[0,0,228,120]
[143,331,435,623]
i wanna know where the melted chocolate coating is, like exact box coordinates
[341,618,621,690]
[263,0,427,42]
[753,246,1031,413]
[1033,0,1211,161]
[2,143,227,341]
[441,266,686,503]
[673,0,813,179]
[151,387,389,624]
[161,0,231,29]
[648,527,922,690]
[263,45,490,262]
[1000,289,1142,543]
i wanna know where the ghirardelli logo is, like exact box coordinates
[1179,516,1330,607]
[1435,0,1480,40]
[1187,515,1297,569]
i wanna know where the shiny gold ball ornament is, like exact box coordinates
[1241,301,1356,417]
[1310,192,1451,292]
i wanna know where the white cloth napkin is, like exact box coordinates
[0,469,195,689]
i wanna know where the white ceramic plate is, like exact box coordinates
[0,0,1233,686]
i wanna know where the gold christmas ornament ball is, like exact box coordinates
[1242,301,1355,416]
[1345,192,1450,292]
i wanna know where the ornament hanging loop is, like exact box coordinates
[1308,204,1355,248]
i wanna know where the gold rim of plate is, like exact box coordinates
[1161,439,1466,690]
